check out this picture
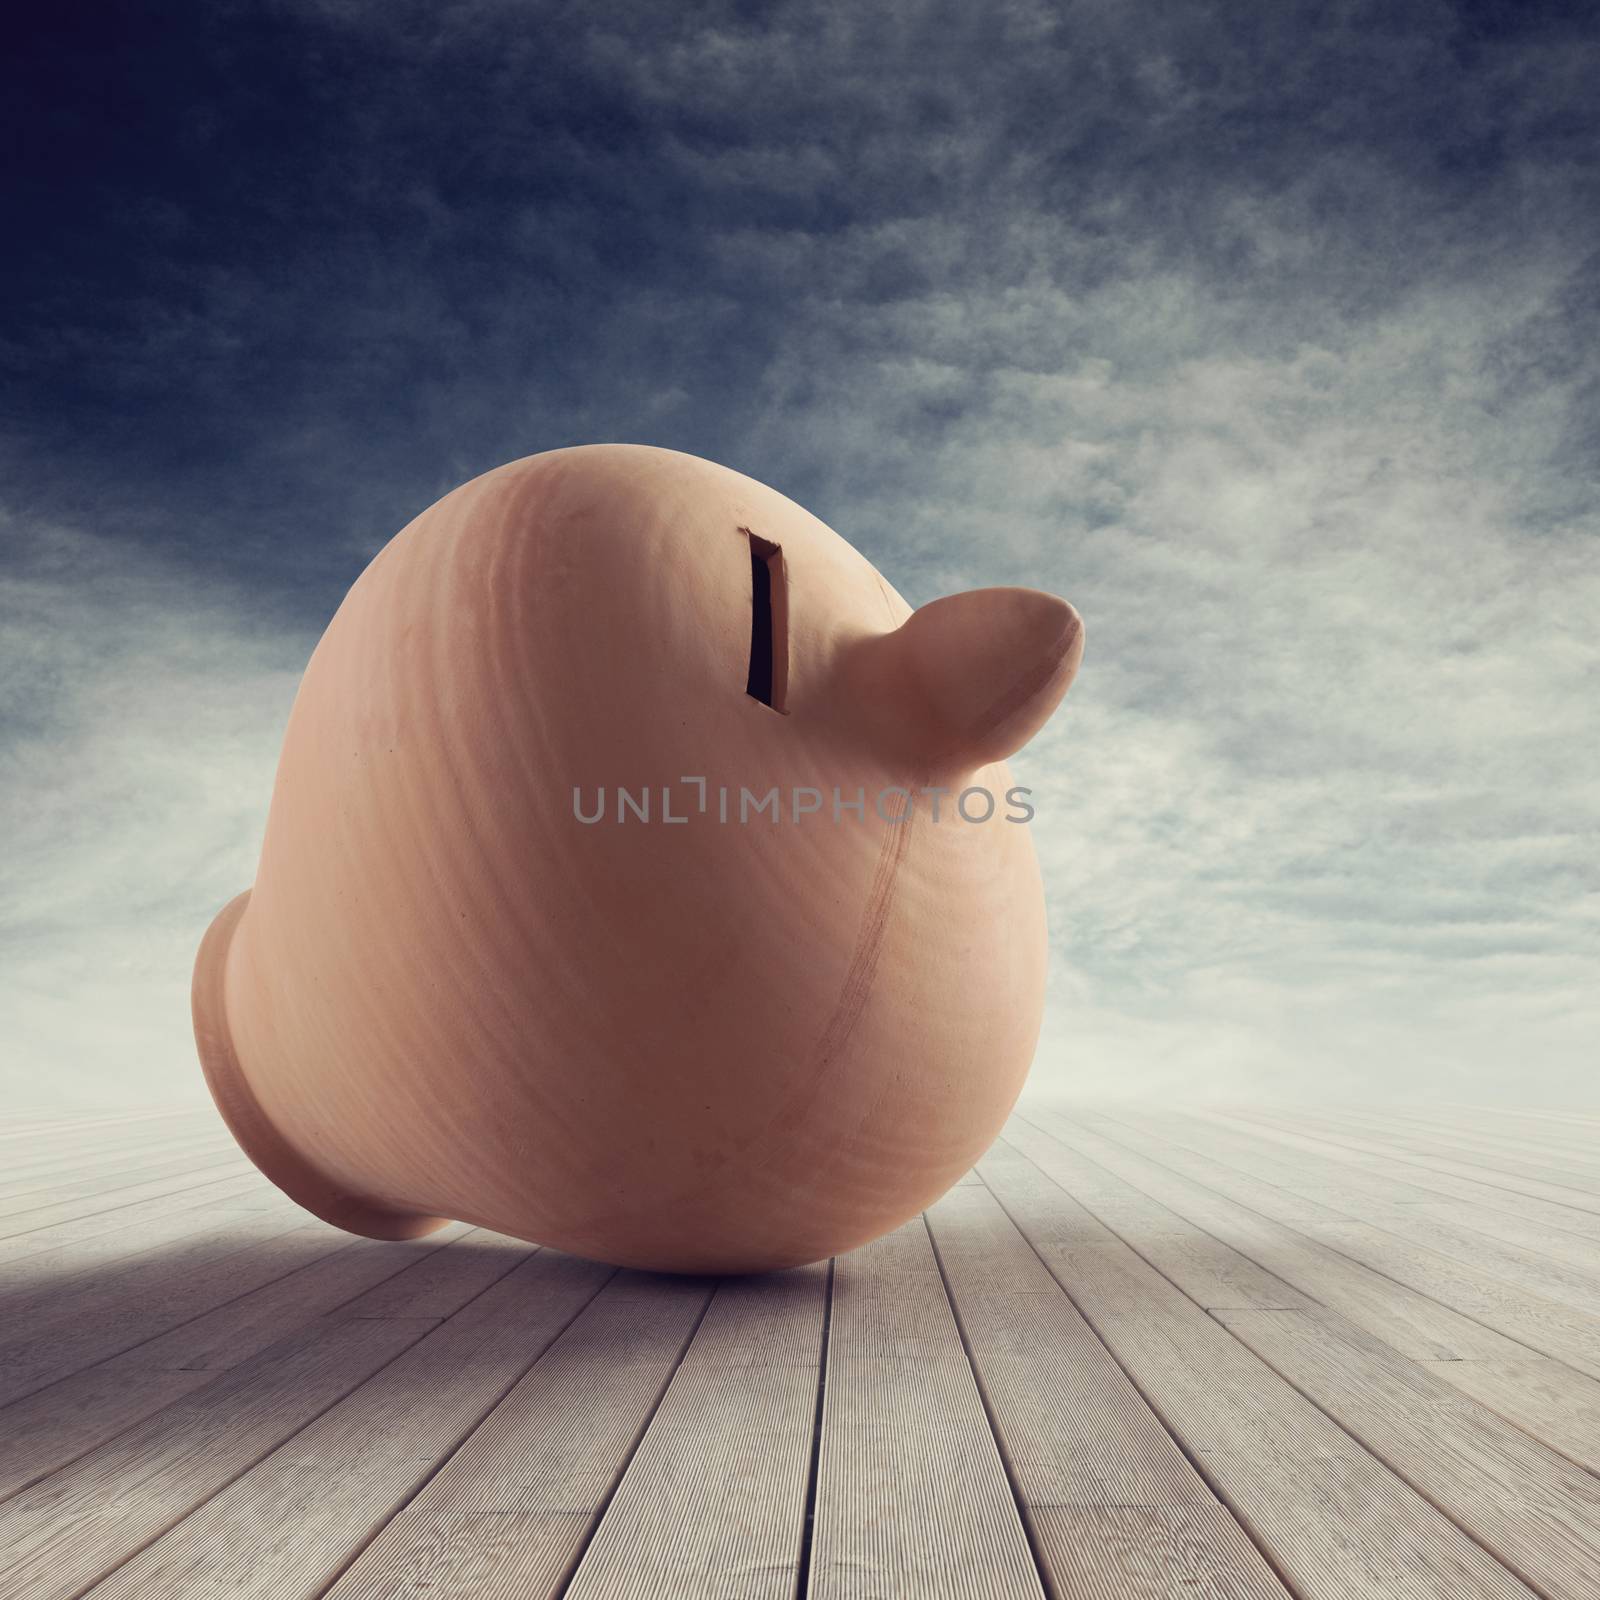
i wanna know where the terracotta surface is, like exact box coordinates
[193,445,1083,1273]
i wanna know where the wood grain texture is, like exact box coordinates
[0,1220,456,1408]
[197,447,1075,1275]
[1006,1114,1600,1600]
[565,1264,828,1600]
[1212,1304,1600,1600]
[1099,1112,1600,1379]
[1306,1107,1600,1171]
[1210,1111,1600,1239]
[0,1130,235,1201]
[0,1110,214,1166]
[6,1107,1600,1600]
[0,1174,285,1271]
[807,1219,1043,1599]
[1422,1357,1600,1477]
[1227,1110,1600,1245]
[0,1158,255,1233]
[1118,1110,1600,1245]
[321,1271,715,1600]
[0,1314,438,1600]
[1220,1110,1600,1218]
[1070,1111,1600,1476]
[983,1132,1538,1599]
[1284,1108,1600,1188]
[1029,1109,1527,1361]
[81,1251,613,1600]
[0,1212,333,1337]
[925,1183,1290,1599]
[0,1227,512,1499]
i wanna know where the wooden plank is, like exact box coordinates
[926,1182,1291,1599]
[1277,1109,1600,1206]
[1290,1108,1600,1179]
[0,1108,211,1146]
[0,1115,214,1155]
[0,1132,237,1200]
[1168,1116,1443,1216]
[0,1213,320,1349]
[1284,1220,1600,1382]
[1136,1111,1600,1244]
[114,1224,479,1374]
[1018,1108,1600,1600]
[1166,1112,1600,1355]
[0,1226,515,1501]
[0,1150,250,1220]
[77,1251,614,1600]
[322,1271,714,1600]
[1208,1112,1600,1240]
[1079,1103,1600,1297]
[979,1136,1535,1599]
[1075,1111,1600,1388]
[1113,1109,1584,1256]
[0,1174,283,1272]
[0,1219,395,1405]
[0,1368,214,1506]
[0,1160,257,1239]
[1212,1305,1600,1600]
[1315,1107,1600,1171]
[565,1264,828,1600]
[1075,1111,1450,1213]
[807,1219,1043,1600]
[1022,1109,1526,1361]
[1466,1107,1600,1127]
[9,1106,1597,1600]
[1448,1108,1600,1145]
[1364,1192,1600,1289]
[1219,1110,1600,1218]
[1004,1119,1324,1315]
[1075,1113,1600,1452]
[0,1313,438,1600]
[1423,1358,1600,1477]
[1289,1109,1600,1189]
[1353,1205,1600,1313]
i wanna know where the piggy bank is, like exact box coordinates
[193,445,1083,1272]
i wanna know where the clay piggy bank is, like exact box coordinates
[194,445,1083,1273]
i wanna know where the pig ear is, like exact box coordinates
[848,587,1084,772]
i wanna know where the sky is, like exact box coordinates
[2,0,1597,1109]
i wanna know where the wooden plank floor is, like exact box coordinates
[2,1103,1598,1598]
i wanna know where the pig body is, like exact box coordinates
[194,445,1082,1272]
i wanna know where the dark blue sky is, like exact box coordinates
[7,0,1595,615]
[4,0,1598,1104]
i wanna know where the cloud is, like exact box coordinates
[3,0,1597,1105]
[0,514,311,1107]
[980,281,1600,1102]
